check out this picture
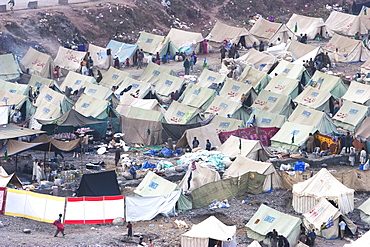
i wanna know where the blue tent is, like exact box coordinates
[106,40,138,62]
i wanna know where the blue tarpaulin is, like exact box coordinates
[142,161,157,169]
[106,40,138,62]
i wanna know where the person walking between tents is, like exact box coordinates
[115,146,121,166]
[127,221,133,239]
[184,58,190,75]
[53,214,66,237]
[339,220,346,240]
[206,139,212,151]
[360,147,367,164]
[308,229,316,246]
[306,133,315,153]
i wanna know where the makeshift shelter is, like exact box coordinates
[219,78,257,104]
[248,108,286,128]
[303,198,356,239]
[0,53,21,80]
[99,67,130,89]
[197,68,226,88]
[20,47,55,78]
[294,86,333,112]
[139,62,176,84]
[134,171,177,197]
[28,75,59,91]
[0,124,45,140]
[237,65,271,92]
[246,204,301,246]
[87,43,109,69]
[343,230,370,247]
[359,6,370,30]
[0,140,41,158]
[179,162,221,192]
[179,83,216,111]
[292,168,355,214]
[136,31,177,56]
[325,11,367,36]
[217,136,273,161]
[38,109,103,127]
[175,123,221,149]
[115,77,151,99]
[358,196,370,225]
[288,104,337,134]
[355,117,370,141]
[251,89,293,118]
[236,49,277,73]
[207,21,258,48]
[0,166,22,188]
[270,122,316,151]
[306,70,347,99]
[204,96,245,119]
[54,46,86,71]
[286,39,323,65]
[106,40,138,64]
[223,156,282,191]
[77,171,121,197]
[181,216,237,247]
[31,134,80,152]
[270,60,311,85]
[332,100,368,132]
[74,94,113,119]
[210,115,243,133]
[166,28,204,54]
[163,101,201,124]
[264,75,300,99]
[342,82,370,105]
[250,17,295,44]
[60,71,96,92]
[286,14,327,40]
[361,58,370,74]
[324,33,370,63]
[121,115,163,145]
[34,87,73,113]
[151,72,184,103]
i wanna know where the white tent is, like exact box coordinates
[264,74,300,99]
[293,86,333,112]
[251,89,293,118]
[197,68,226,88]
[248,108,286,128]
[60,71,96,92]
[270,60,310,84]
[87,43,109,69]
[179,162,221,192]
[332,100,368,132]
[167,28,204,54]
[181,216,236,247]
[180,83,216,111]
[210,115,243,133]
[306,70,347,99]
[292,168,354,214]
[325,11,367,36]
[286,14,327,40]
[343,230,370,247]
[286,40,323,65]
[219,78,257,103]
[236,49,277,73]
[237,65,271,92]
[358,196,370,225]
[100,67,130,89]
[0,54,21,80]
[175,123,221,149]
[342,82,370,105]
[164,100,200,124]
[115,77,151,99]
[250,17,295,44]
[54,47,86,71]
[21,47,55,78]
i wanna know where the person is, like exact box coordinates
[87,56,94,76]
[53,66,60,81]
[360,147,367,164]
[12,108,22,123]
[259,41,265,52]
[228,44,235,59]
[252,41,258,50]
[125,57,130,68]
[339,220,346,239]
[81,61,88,75]
[115,146,121,166]
[300,34,308,44]
[306,133,315,153]
[54,150,64,160]
[270,229,278,247]
[184,58,190,75]
[192,137,199,149]
[349,146,356,167]
[32,159,38,181]
[114,56,120,69]
[308,229,316,247]
[202,39,208,54]
[206,139,211,151]
[137,49,144,69]
[345,132,352,154]
[8,0,14,11]
[155,52,160,65]
[127,221,133,238]
[148,239,154,247]
[53,214,65,237]
[299,232,307,244]
[82,134,89,153]
[96,70,103,83]
[220,45,226,61]
[190,55,195,72]
[275,38,281,45]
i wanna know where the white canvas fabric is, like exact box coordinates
[83,81,113,100]
[115,77,151,99]
[248,108,286,128]
[332,100,368,132]
[134,171,177,197]
[219,78,256,103]
[88,44,109,69]
[306,70,347,99]
[205,96,242,117]
[164,101,199,124]
[355,117,370,141]
[180,83,216,110]
[342,81,370,105]
[270,60,308,80]
[264,75,300,99]
[0,53,21,80]
[54,46,86,71]
[286,14,327,39]
[21,47,55,78]
[0,79,29,96]
[251,89,293,117]
[74,94,110,119]
[139,62,175,84]
[60,71,96,92]
[294,86,332,112]
[210,115,243,133]
[236,49,277,73]
[175,123,221,149]
[286,39,322,64]
[343,230,370,247]
[167,28,204,53]
[325,11,367,36]
[250,17,295,43]
[136,31,177,56]
[197,69,226,88]
[100,67,130,89]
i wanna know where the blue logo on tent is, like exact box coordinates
[349,109,358,115]
[261,118,271,124]
[74,80,82,85]
[231,85,240,91]
[291,130,300,135]
[193,89,200,95]
[1,97,9,102]
[267,96,277,102]
[9,89,16,93]
[176,111,185,117]
[219,122,230,127]
[148,181,158,189]
[264,215,276,223]
[311,92,319,97]
[45,94,53,101]
[112,74,119,80]
[88,88,97,94]
[356,89,365,94]
[132,84,139,88]
[302,110,311,117]
[152,70,160,76]
[283,68,290,73]
[207,76,216,81]
[146,38,153,43]
[317,78,324,84]
[81,103,90,108]
[42,107,50,114]
[35,82,42,88]
[219,103,228,109]
[165,80,173,86]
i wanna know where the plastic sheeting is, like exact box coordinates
[125,190,181,222]
[0,187,6,214]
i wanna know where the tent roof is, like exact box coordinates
[88,43,109,69]
[359,6,370,29]
[250,17,293,42]
[31,134,80,152]
[205,95,242,117]
[164,101,198,124]
[237,65,271,91]
[0,89,27,107]
[100,67,130,89]
[355,117,370,141]
[0,171,22,188]
[208,21,250,44]
[115,77,151,99]
[325,11,367,36]
[34,87,69,108]
[33,101,64,121]
[210,115,243,133]
[152,72,184,97]
[83,81,113,100]
[135,31,172,55]
[0,139,42,157]
[332,100,368,132]
[197,69,226,88]
[116,94,161,115]
[167,28,204,49]
[286,39,321,62]
[54,46,86,71]
[264,75,299,97]
[175,123,221,149]
[219,78,255,102]
[251,89,292,115]
[139,62,176,84]
[0,79,29,96]
[74,94,110,119]
[223,155,275,178]
[134,170,177,197]
[294,86,332,110]
[270,60,307,80]
[28,74,55,89]
[246,204,301,239]
[182,216,236,241]
[106,40,138,62]
[343,230,370,247]
[359,196,370,217]
[342,82,370,104]
[125,106,163,121]
[60,71,96,92]
[249,108,286,128]
[237,49,277,73]
[307,70,347,99]
[0,53,21,80]
[38,108,103,127]
[180,83,216,109]
[77,170,121,197]
[0,124,45,140]
[20,47,54,78]
[286,14,326,39]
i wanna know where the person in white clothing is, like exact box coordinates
[32,159,38,181]
[339,220,346,239]
[360,147,367,164]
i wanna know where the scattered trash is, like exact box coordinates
[23,229,31,234]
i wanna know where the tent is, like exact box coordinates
[361,58,370,74]
[204,96,244,118]
[106,40,138,64]
[28,75,59,91]
[343,230,370,247]
[77,170,121,197]
[306,70,347,99]
[0,139,42,158]
[270,122,317,151]
[236,49,277,73]
[270,60,311,84]
[0,89,28,110]
[30,134,80,152]
[139,62,176,84]
[210,115,243,133]
[332,100,368,132]
[175,123,221,149]
[54,46,86,71]
[342,82,370,105]
[33,101,64,121]
[207,21,258,48]
[83,81,113,101]
[0,53,21,80]
[163,101,201,124]
[294,86,333,112]
[358,196,370,225]
[179,83,216,111]
[121,115,163,145]
[237,65,271,92]
[136,31,177,56]
[250,17,295,44]
[0,79,29,96]
[124,106,163,121]
[114,77,151,99]
[286,14,327,40]
[251,89,293,118]
[264,75,300,99]
[292,168,355,214]
[0,166,22,188]
[359,6,370,29]
[99,67,130,89]
[197,68,226,88]
[74,94,113,119]
[323,33,370,63]
[34,87,73,114]
[325,11,367,36]
[20,47,54,78]
[0,124,45,140]
[166,28,204,54]
[151,72,184,103]
[286,39,323,65]
[303,198,356,239]
[134,171,177,197]
[38,109,103,127]
[161,122,201,142]
[219,78,257,104]
[248,241,262,247]
[60,71,96,92]
[217,136,273,161]
[248,108,286,128]
[181,216,236,247]
[87,43,109,69]
[246,204,301,246]
[355,117,370,141]
[223,156,282,191]
[288,104,337,134]
[116,94,162,116]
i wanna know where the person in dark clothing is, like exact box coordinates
[300,34,308,44]
[96,70,103,83]
[115,147,121,166]
[192,137,199,149]
[87,56,94,76]
[220,46,226,61]
[308,229,316,247]
[345,132,352,154]
[127,221,133,238]
[184,58,190,75]
[259,41,265,52]
[252,41,258,50]
[206,139,211,151]
[228,44,235,59]
[114,57,120,69]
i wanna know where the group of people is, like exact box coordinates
[265,229,290,247]
[298,227,316,246]
[183,52,197,75]
[192,137,212,151]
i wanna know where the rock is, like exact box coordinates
[23,229,31,234]
[112,217,124,226]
